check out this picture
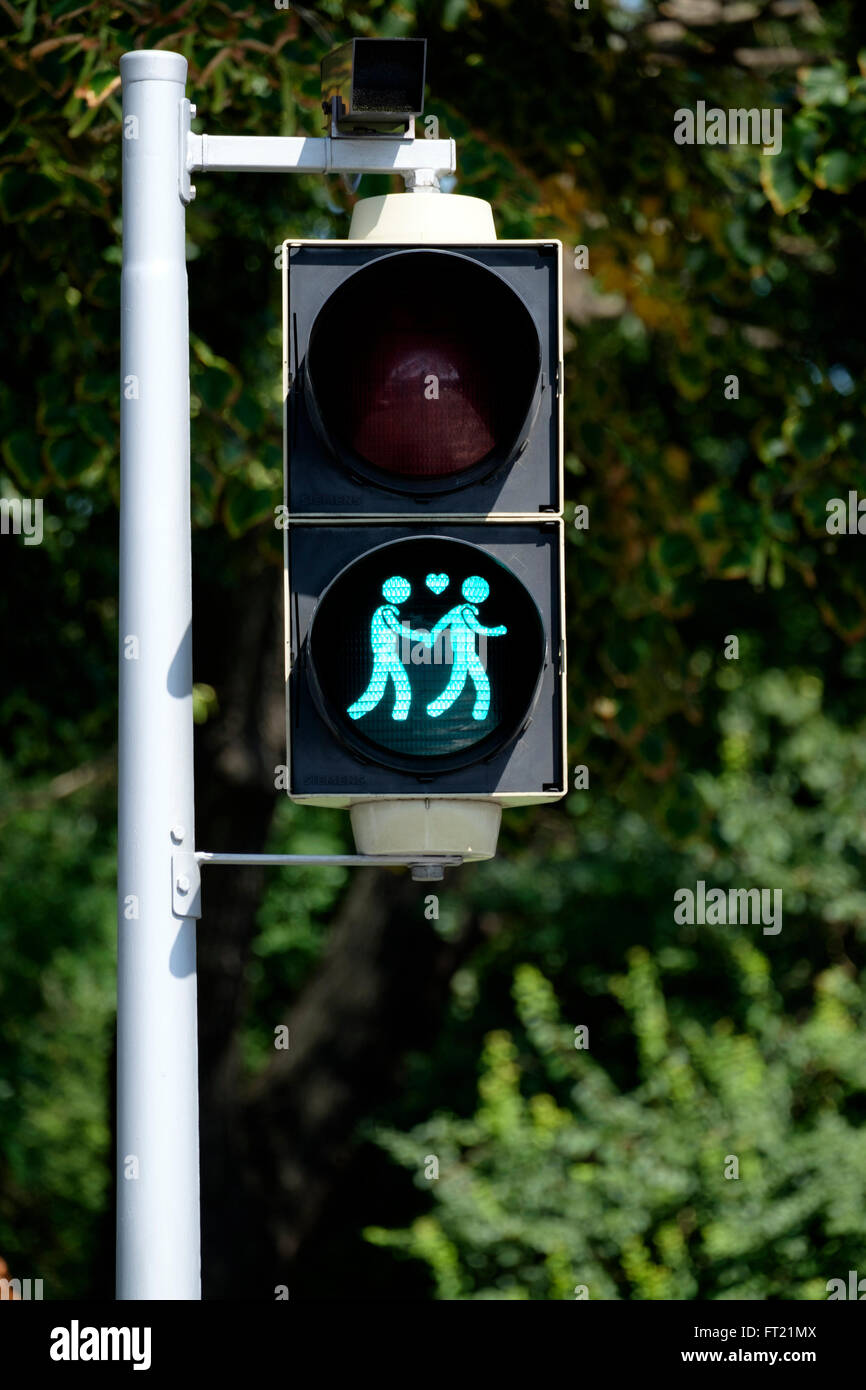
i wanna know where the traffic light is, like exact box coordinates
[282,230,566,855]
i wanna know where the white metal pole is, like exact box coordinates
[118,49,200,1300]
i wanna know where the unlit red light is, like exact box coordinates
[306,250,540,486]
[348,322,497,477]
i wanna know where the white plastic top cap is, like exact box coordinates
[119,50,188,85]
[349,193,497,243]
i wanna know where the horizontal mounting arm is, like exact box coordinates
[181,101,456,202]
[189,133,456,176]
[195,852,462,868]
[172,850,461,915]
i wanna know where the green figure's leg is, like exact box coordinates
[427,657,467,718]
[467,653,490,721]
[347,657,390,720]
[388,656,412,721]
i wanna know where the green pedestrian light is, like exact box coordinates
[305,537,544,772]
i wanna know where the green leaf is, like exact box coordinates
[87,71,118,96]
[67,105,103,141]
[789,113,825,178]
[725,216,765,266]
[45,434,104,485]
[37,397,74,438]
[197,364,237,412]
[799,64,850,109]
[760,151,812,216]
[814,149,866,193]
[443,0,470,30]
[192,683,219,725]
[19,0,37,45]
[222,478,277,537]
[0,171,60,221]
[783,413,833,464]
[77,373,115,405]
[671,355,709,401]
[75,403,115,447]
[230,390,265,436]
[191,339,241,412]
[2,430,43,489]
[659,533,698,574]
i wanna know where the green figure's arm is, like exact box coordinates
[382,608,432,645]
[429,610,458,644]
[462,606,507,637]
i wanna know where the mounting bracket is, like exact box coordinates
[180,98,455,205]
[172,849,462,918]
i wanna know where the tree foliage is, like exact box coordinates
[1,0,865,1298]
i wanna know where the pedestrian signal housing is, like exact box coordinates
[282,237,566,813]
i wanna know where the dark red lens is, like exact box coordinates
[306,251,540,483]
[348,308,496,475]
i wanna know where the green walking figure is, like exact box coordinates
[426,576,507,722]
[347,575,431,722]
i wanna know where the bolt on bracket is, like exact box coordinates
[172,851,202,918]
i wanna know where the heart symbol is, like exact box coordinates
[425,573,449,595]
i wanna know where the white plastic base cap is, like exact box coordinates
[350,799,501,861]
[348,193,497,243]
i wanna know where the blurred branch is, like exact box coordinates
[0,753,115,828]
[291,4,332,47]
[629,0,817,68]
